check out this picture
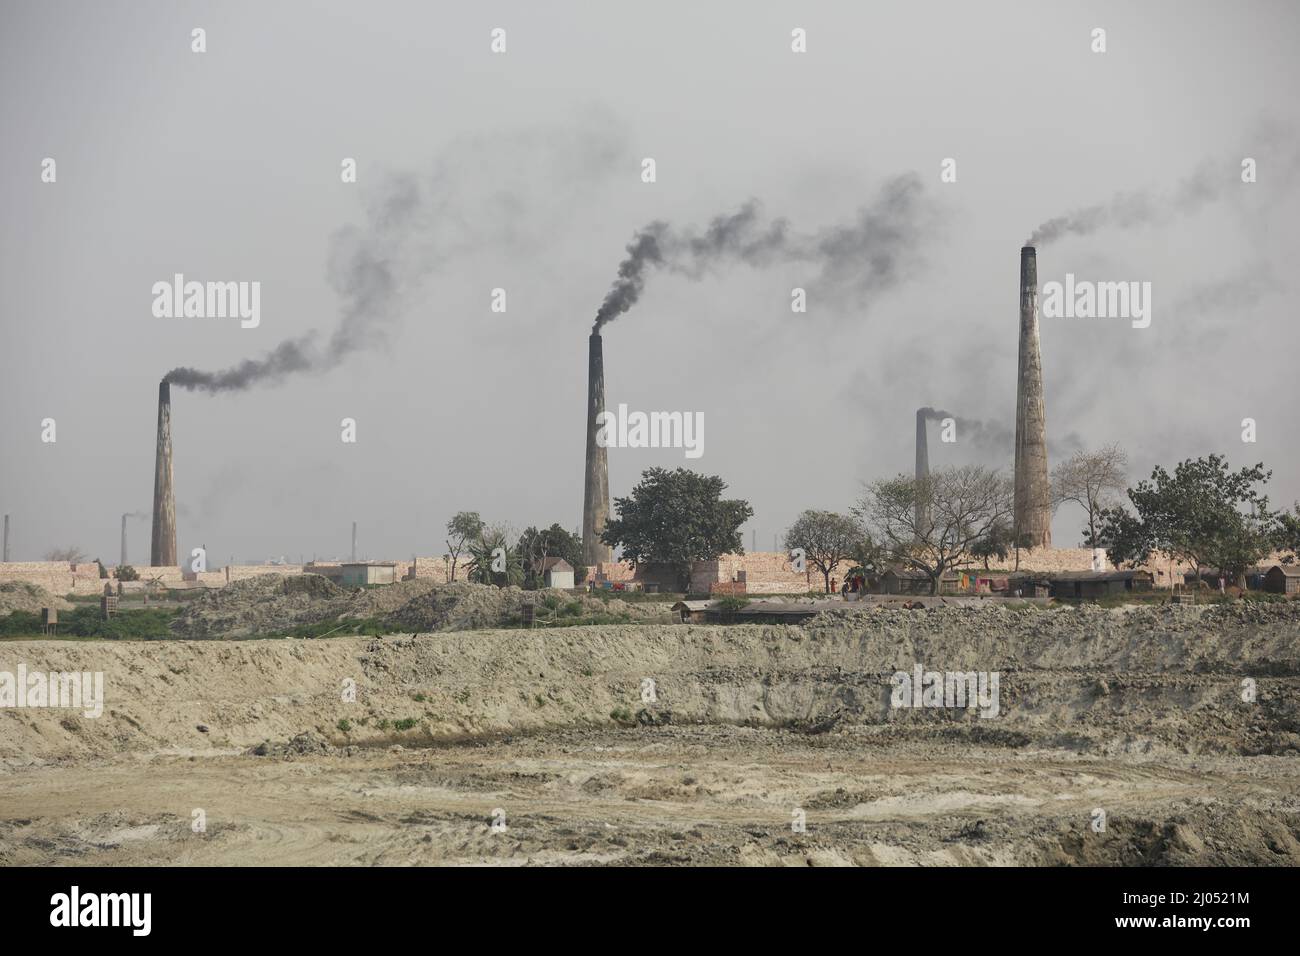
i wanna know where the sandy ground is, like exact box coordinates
[2,602,1299,866]
[2,729,1297,866]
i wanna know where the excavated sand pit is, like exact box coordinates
[1,603,1298,866]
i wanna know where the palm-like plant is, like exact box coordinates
[466,526,524,588]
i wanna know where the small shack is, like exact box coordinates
[1264,564,1300,596]
[304,563,345,584]
[340,562,398,587]
[1049,570,1153,600]
[1184,567,1270,591]
[671,599,713,623]
[1006,573,1052,598]
[534,557,575,590]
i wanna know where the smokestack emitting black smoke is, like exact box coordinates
[1014,246,1052,549]
[593,173,929,331]
[163,114,624,392]
[150,380,178,567]
[915,409,931,532]
[582,332,612,566]
[165,242,396,392]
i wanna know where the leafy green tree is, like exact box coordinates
[1277,504,1300,565]
[466,525,524,588]
[1098,454,1277,590]
[969,521,1037,570]
[784,510,862,593]
[601,467,753,591]
[445,511,484,582]
[114,564,140,582]
[517,524,587,588]
[855,465,1013,594]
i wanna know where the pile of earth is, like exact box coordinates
[382,582,669,632]
[804,599,1300,673]
[0,582,72,617]
[169,574,354,639]
[169,574,670,639]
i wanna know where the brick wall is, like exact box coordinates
[407,557,474,583]
[0,562,109,595]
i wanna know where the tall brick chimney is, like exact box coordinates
[120,513,128,567]
[914,408,931,531]
[150,380,177,567]
[582,332,612,566]
[1014,246,1052,548]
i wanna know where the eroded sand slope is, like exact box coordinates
[2,603,1298,865]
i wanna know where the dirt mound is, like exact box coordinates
[383,582,521,631]
[382,582,667,632]
[168,574,668,639]
[343,578,439,618]
[805,600,1300,673]
[0,582,72,617]
[5,603,1299,867]
[170,574,351,639]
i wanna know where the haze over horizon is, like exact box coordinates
[2,0,1298,565]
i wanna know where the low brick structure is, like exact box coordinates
[407,557,475,584]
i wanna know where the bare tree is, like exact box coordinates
[854,466,1014,594]
[1051,444,1130,545]
[783,510,862,593]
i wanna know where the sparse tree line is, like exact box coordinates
[34,451,1300,598]
[595,451,1300,598]
[444,512,587,590]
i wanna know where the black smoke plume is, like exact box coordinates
[593,173,931,332]
[1026,160,1228,246]
[166,115,624,392]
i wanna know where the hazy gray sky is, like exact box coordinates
[2,0,1298,564]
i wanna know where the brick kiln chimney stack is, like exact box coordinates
[1014,246,1052,548]
[582,332,612,566]
[120,513,128,567]
[915,408,931,532]
[150,380,177,567]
